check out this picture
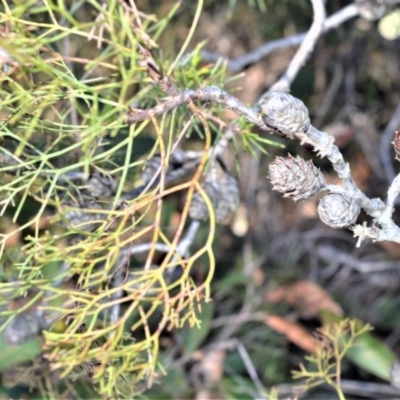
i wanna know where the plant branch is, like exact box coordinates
[270,0,327,92]
[199,4,358,73]
[125,85,268,129]
[124,70,400,245]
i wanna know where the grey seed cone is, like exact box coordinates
[318,193,360,229]
[268,155,325,201]
[260,91,310,139]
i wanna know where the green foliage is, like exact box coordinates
[0,0,241,397]
[1,1,399,399]
[320,311,396,381]
[292,319,373,400]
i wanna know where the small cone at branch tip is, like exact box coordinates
[318,193,361,229]
[268,154,325,201]
[259,91,310,139]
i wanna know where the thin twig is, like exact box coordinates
[175,220,201,258]
[345,66,384,179]
[316,245,400,274]
[235,339,267,399]
[211,312,269,328]
[110,267,125,324]
[125,85,267,129]
[200,5,358,73]
[270,0,326,92]
[313,58,344,127]
[124,61,400,246]
[108,222,200,322]
[108,242,172,322]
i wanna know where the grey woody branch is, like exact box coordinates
[261,91,399,245]
[121,0,400,248]
[124,76,400,245]
[270,0,326,93]
[199,1,400,74]
[199,4,359,73]
[125,86,268,130]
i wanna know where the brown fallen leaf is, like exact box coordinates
[264,315,317,353]
[265,280,343,318]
